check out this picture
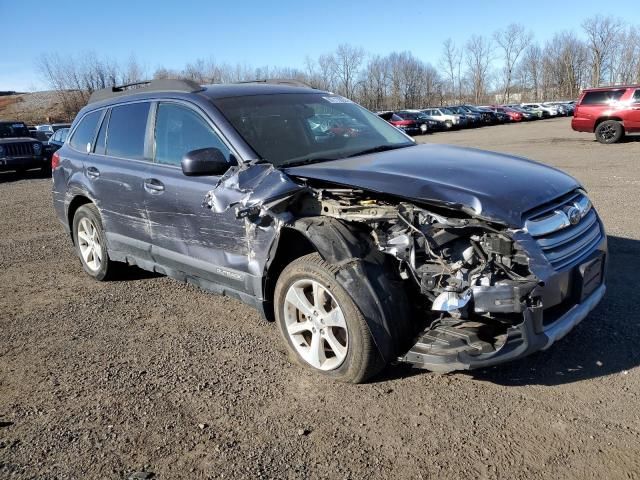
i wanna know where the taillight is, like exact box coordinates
[51,151,60,170]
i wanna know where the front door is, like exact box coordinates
[143,101,250,292]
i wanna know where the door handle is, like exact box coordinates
[144,178,165,193]
[86,166,100,179]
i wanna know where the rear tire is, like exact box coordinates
[595,120,624,144]
[72,204,115,281]
[274,253,386,383]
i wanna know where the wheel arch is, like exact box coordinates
[263,216,412,362]
[594,116,624,132]
[67,195,94,244]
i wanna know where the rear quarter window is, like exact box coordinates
[580,90,626,105]
[69,110,102,152]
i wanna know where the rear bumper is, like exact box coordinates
[0,156,47,171]
[571,117,594,132]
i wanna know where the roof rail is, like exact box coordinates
[88,79,204,104]
[233,78,314,89]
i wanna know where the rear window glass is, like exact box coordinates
[580,90,625,105]
[106,102,150,160]
[633,90,640,102]
[69,110,102,152]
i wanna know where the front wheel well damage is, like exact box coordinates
[262,227,317,322]
[264,217,413,362]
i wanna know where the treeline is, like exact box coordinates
[38,14,640,119]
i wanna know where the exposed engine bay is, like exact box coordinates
[297,188,540,364]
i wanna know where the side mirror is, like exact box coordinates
[181,148,230,176]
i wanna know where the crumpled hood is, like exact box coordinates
[284,144,580,227]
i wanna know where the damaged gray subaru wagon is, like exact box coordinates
[53,79,607,383]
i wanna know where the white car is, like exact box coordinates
[421,107,464,129]
[521,103,559,117]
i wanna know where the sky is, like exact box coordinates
[1,0,639,91]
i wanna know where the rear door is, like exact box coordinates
[85,101,154,262]
[628,89,640,131]
[143,101,249,291]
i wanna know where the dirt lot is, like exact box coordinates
[1,118,639,479]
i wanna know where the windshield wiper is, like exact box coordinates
[346,143,414,158]
[281,157,339,168]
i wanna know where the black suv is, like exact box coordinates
[0,121,48,174]
[53,79,607,383]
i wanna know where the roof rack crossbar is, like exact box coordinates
[88,79,204,104]
[233,78,314,89]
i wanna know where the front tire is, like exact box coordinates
[595,120,624,144]
[274,253,385,383]
[72,204,115,281]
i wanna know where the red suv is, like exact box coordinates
[572,85,640,144]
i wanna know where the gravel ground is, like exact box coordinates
[1,118,639,479]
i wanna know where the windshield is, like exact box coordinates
[214,93,414,167]
[0,122,29,138]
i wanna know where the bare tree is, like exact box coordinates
[329,44,365,98]
[519,44,542,100]
[582,15,623,86]
[494,24,532,102]
[439,39,463,103]
[465,35,493,104]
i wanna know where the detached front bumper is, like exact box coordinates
[400,235,608,373]
[399,283,605,372]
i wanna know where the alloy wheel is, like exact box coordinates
[77,217,103,272]
[283,279,349,371]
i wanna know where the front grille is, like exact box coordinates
[524,190,603,271]
[3,142,34,157]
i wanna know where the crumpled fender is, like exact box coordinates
[288,216,412,362]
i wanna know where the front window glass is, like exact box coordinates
[633,90,640,103]
[214,93,413,167]
[154,103,230,166]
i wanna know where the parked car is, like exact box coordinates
[421,107,464,129]
[447,106,481,126]
[517,104,546,118]
[45,127,69,157]
[0,121,48,174]
[36,123,72,136]
[505,106,537,121]
[492,106,523,122]
[53,79,607,383]
[522,103,558,117]
[481,106,513,123]
[572,85,640,144]
[377,111,423,135]
[458,105,495,125]
[395,111,443,133]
